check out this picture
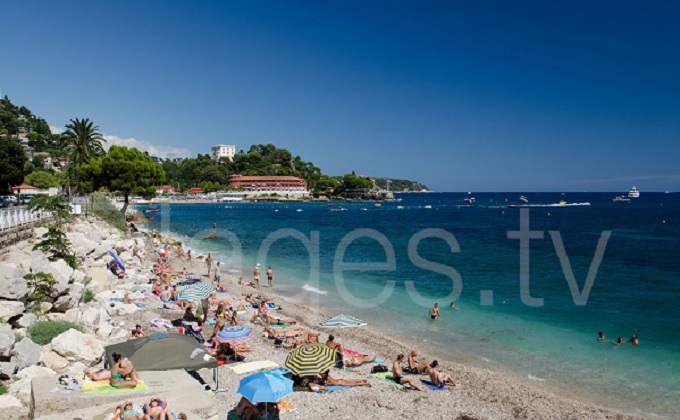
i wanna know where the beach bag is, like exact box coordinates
[371,364,388,374]
[274,338,283,348]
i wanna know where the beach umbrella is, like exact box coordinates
[284,343,336,376]
[318,314,367,329]
[109,251,126,272]
[216,326,253,345]
[176,281,216,302]
[318,314,367,367]
[237,371,293,403]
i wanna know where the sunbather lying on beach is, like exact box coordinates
[207,342,252,358]
[392,354,427,391]
[84,352,138,388]
[116,401,143,420]
[320,371,371,387]
[142,397,168,420]
[427,360,457,387]
[342,354,376,367]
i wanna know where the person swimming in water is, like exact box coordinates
[629,334,639,345]
[429,303,439,320]
[598,331,606,341]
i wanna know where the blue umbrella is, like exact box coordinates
[109,251,126,272]
[216,326,253,345]
[237,371,293,403]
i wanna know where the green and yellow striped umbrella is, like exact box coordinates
[284,343,337,376]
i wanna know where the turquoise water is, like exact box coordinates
[142,192,680,417]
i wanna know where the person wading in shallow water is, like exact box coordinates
[267,266,274,288]
[254,263,261,289]
[429,303,439,321]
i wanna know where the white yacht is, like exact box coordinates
[628,186,640,198]
[613,196,631,203]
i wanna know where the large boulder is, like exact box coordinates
[80,307,101,331]
[40,347,69,373]
[11,338,42,369]
[51,329,103,366]
[15,365,56,380]
[52,284,84,312]
[8,377,31,407]
[93,240,116,259]
[0,324,15,359]
[0,395,24,419]
[0,362,17,376]
[0,263,28,300]
[70,269,87,285]
[13,313,37,329]
[0,301,24,321]
[67,232,98,256]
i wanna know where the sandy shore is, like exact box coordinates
[142,226,643,420]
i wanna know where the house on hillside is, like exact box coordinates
[185,187,205,195]
[11,184,57,196]
[156,185,176,195]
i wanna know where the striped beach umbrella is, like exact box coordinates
[176,281,216,302]
[284,343,336,376]
[216,326,253,345]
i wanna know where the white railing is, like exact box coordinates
[0,207,51,232]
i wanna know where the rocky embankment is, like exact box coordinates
[0,217,149,419]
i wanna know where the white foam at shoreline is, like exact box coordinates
[302,284,327,294]
[528,374,546,382]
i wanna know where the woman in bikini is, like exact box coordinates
[116,401,143,420]
[84,353,138,388]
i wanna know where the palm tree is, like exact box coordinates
[62,118,105,190]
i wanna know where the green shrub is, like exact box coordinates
[90,192,126,231]
[27,321,85,345]
[0,382,6,395]
[82,288,95,304]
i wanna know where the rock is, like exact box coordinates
[108,327,129,342]
[8,377,31,406]
[52,283,85,312]
[0,324,15,359]
[93,240,115,259]
[51,329,103,366]
[46,313,65,322]
[106,303,139,317]
[34,226,48,238]
[0,395,24,419]
[11,338,42,369]
[96,323,113,339]
[16,364,56,380]
[31,258,74,286]
[70,269,87,284]
[0,301,24,321]
[65,361,86,378]
[37,302,52,313]
[64,308,79,323]
[13,313,37,329]
[80,307,101,331]
[0,263,28,300]
[40,348,69,373]
[0,362,18,375]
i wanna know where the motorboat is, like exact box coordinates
[424,205,432,209]
[519,195,529,204]
[145,206,160,214]
[613,196,631,203]
[628,186,640,198]
[464,197,475,204]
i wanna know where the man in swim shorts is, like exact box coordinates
[429,303,439,320]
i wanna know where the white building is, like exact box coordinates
[211,144,236,161]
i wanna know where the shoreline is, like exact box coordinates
[147,221,647,420]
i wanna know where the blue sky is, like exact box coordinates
[1,1,679,191]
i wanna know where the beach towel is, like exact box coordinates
[227,360,279,375]
[83,380,149,393]
[312,385,349,393]
[265,323,292,329]
[421,380,447,391]
[372,372,406,390]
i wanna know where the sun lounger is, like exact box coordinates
[227,360,279,375]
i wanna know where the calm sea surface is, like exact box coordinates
[142,192,680,417]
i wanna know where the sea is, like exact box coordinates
[141,192,680,418]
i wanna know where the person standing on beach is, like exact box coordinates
[187,250,192,262]
[254,264,261,289]
[267,266,274,288]
[206,253,213,277]
[429,303,439,321]
[214,261,221,282]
